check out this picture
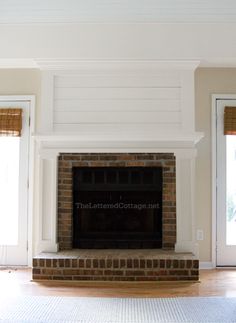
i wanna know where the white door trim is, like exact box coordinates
[211,94,236,268]
[0,95,35,267]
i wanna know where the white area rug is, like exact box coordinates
[0,296,235,323]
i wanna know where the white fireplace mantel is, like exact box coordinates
[34,132,204,157]
[33,60,203,257]
[33,136,202,257]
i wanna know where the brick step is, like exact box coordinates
[32,250,199,282]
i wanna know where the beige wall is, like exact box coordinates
[195,68,236,262]
[0,69,41,129]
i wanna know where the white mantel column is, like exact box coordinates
[34,143,59,254]
[175,149,199,256]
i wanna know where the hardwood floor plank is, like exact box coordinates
[0,268,236,298]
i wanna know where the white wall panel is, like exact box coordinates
[51,70,184,134]
[54,111,181,124]
[54,99,181,112]
[39,63,197,136]
[54,87,180,100]
[54,73,181,88]
[53,123,181,134]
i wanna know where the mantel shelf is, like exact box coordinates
[33,131,204,150]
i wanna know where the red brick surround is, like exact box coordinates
[58,153,176,250]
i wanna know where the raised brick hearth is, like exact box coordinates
[33,250,199,281]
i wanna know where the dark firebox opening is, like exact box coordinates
[72,167,163,249]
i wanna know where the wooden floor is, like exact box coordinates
[0,268,236,298]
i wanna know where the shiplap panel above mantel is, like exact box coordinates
[54,111,181,125]
[54,99,181,112]
[39,62,198,138]
[54,73,181,88]
[52,69,183,134]
[54,87,180,101]
[1,0,236,23]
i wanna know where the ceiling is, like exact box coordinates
[1,0,236,23]
[0,0,236,68]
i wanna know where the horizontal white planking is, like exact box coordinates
[54,110,181,124]
[52,69,185,133]
[2,0,236,23]
[54,87,180,100]
[53,123,181,134]
[54,73,181,88]
[54,99,181,112]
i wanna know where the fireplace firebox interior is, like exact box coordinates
[73,167,162,248]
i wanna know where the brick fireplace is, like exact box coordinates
[58,153,176,251]
[33,151,199,281]
[32,62,203,281]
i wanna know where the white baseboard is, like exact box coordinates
[199,261,214,269]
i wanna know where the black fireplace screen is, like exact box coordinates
[72,167,162,248]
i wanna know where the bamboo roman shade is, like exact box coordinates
[224,106,236,135]
[0,108,23,137]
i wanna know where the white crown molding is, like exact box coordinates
[0,58,200,70]
[2,58,236,69]
[2,58,236,70]
[34,59,201,71]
